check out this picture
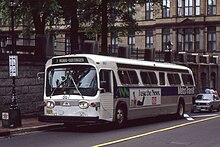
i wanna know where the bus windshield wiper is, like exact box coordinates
[69,74,84,99]
[50,76,67,98]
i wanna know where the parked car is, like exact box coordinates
[192,93,220,112]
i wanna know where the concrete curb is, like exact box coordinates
[0,123,63,137]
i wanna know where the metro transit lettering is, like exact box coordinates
[178,87,195,95]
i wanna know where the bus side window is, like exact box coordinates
[174,73,181,84]
[100,70,111,92]
[140,71,151,85]
[167,73,181,85]
[128,70,139,84]
[167,73,175,85]
[118,70,130,85]
[159,72,165,85]
[149,72,157,85]
[182,74,193,86]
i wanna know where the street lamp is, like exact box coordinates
[7,0,21,128]
[165,41,173,63]
[9,0,17,109]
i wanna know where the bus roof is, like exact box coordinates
[51,54,191,71]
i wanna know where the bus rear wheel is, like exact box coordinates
[176,101,185,118]
[115,104,127,128]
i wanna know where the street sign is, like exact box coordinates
[9,55,18,77]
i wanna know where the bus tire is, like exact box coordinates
[115,104,127,128]
[217,105,220,112]
[176,100,185,118]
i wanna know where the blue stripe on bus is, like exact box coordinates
[114,86,195,98]
[161,87,178,96]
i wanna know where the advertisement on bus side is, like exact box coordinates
[130,88,161,107]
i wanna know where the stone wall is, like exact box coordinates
[0,58,45,117]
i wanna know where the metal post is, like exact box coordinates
[9,0,17,109]
[8,0,21,128]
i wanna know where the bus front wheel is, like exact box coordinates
[115,104,127,128]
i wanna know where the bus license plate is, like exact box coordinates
[46,109,53,114]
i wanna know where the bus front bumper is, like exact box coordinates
[38,115,100,124]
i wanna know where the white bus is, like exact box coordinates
[39,54,195,127]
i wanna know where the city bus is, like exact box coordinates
[38,54,195,127]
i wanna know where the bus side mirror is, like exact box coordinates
[37,72,45,80]
[99,88,105,93]
[100,81,107,93]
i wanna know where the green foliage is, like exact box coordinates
[0,0,10,26]
[0,0,62,35]
[0,0,162,37]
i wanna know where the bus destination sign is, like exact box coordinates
[52,57,88,64]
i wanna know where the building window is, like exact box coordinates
[177,29,183,51]
[184,29,193,51]
[162,28,170,51]
[194,28,200,51]
[129,5,136,20]
[146,30,153,48]
[185,0,193,16]
[207,27,216,52]
[162,0,170,18]
[178,0,200,16]
[208,0,216,15]
[178,28,200,52]
[146,0,153,20]
[128,32,135,53]
[128,35,135,46]
[111,35,118,54]
[177,0,183,16]
[195,0,200,15]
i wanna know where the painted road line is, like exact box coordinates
[92,115,220,147]
[184,114,194,121]
[191,114,219,118]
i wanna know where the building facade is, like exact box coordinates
[112,0,220,93]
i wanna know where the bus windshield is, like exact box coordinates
[46,65,98,97]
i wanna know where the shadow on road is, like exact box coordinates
[49,114,180,133]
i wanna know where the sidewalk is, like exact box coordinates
[0,117,63,137]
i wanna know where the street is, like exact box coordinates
[0,112,220,147]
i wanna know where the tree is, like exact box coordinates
[80,0,162,54]
[58,0,79,54]
[0,0,162,56]
[0,0,62,58]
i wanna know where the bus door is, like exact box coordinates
[99,69,115,121]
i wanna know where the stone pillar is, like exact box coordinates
[200,28,205,51]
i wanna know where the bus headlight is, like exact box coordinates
[46,100,55,109]
[78,100,89,109]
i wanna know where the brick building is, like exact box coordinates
[113,0,220,93]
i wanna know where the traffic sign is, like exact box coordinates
[9,55,18,77]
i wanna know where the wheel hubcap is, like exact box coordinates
[179,104,184,116]
[117,109,124,124]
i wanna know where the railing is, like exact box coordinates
[0,37,218,65]
[0,37,35,55]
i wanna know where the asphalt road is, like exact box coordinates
[0,112,220,147]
